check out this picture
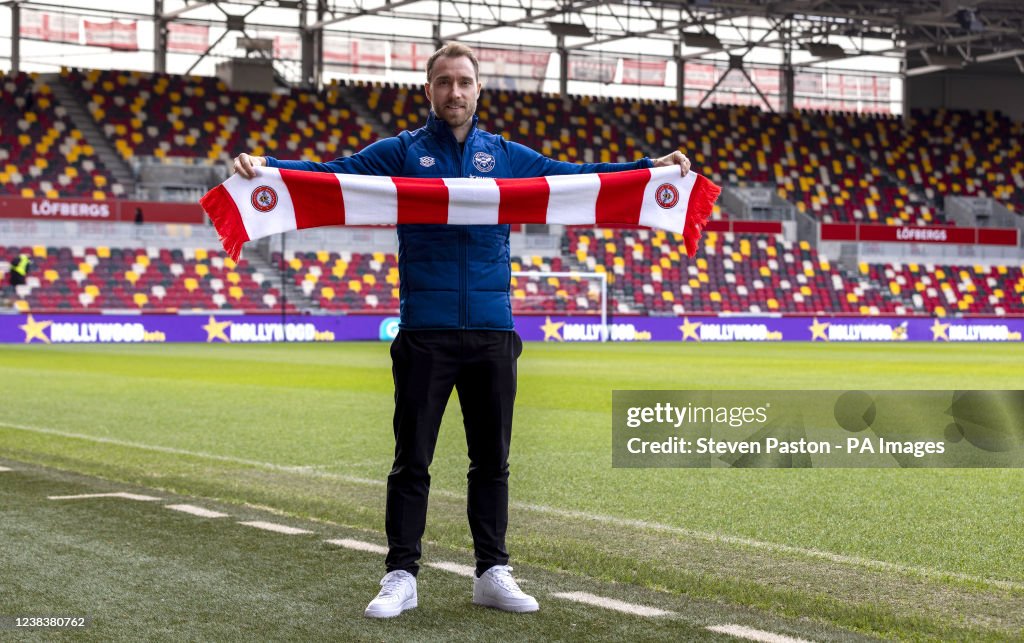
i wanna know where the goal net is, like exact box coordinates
[511,270,609,341]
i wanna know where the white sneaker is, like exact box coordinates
[364,570,417,618]
[473,565,539,613]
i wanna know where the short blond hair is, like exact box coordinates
[426,42,479,82]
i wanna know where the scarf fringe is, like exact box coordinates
[683,174,721,257]
[199,184,249,262]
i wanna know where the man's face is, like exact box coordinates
[425,55,481,132]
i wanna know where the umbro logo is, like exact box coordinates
[419,156,436,167]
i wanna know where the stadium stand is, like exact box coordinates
[862,262,1024,315]
[563,228,905,315]
[60,68,379,165]
[3,71,1022,317]
[11,72,961,226]
[2,244,292,313]
[0,71,119,198]
[838,108,1024,214]
[274,249,400,313]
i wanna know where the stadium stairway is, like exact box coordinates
[43,73,136,197]
[333,82,393,142]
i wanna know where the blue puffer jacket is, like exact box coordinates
[266,112,652,330]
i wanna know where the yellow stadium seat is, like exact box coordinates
[124,270,139,285]
[133,293,148,307]
[321,287,335,301]
[348,280,362,293]
[85,284,100,297]
[226,272,241,284]
[195,264,209,277]
[184,277,198,292]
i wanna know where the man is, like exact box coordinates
[234,42,690,618]
[8,253,30,289]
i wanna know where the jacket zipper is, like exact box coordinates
[455,132,468,328]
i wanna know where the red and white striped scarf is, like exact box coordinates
[200,166,720,261]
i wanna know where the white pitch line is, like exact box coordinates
[325,540,476,577]
[325,538,388,555]
[0,466,12,471]
[706,624,814,643]
[238,521,313,535]
[425,561,476,577]
[3,419,1020,592]
[551,591,673,617]
[48,492,162,501]
[166,504,229,518]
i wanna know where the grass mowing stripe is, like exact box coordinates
[425,561,476,578]
[706,624,814,643]
[326,538,389,555]
[0,419,380,483]
[6,417,1020,594]
[47,492,162,501]
[2,460,861,643]
[165,504,229,518]
[550,591,673,617]
[517,501,1024,593]
[237,521,314,535]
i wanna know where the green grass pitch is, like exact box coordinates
[1,341,1022,641]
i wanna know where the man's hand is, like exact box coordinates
[653,150,691,176]
[232,153,266,179]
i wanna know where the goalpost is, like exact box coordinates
[511,270,609,341]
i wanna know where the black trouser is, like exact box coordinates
[385,329,522,578]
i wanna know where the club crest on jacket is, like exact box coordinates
[419,156,436,168]
[473,152,496,173]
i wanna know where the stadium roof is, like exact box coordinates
[4,0,1023,81]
